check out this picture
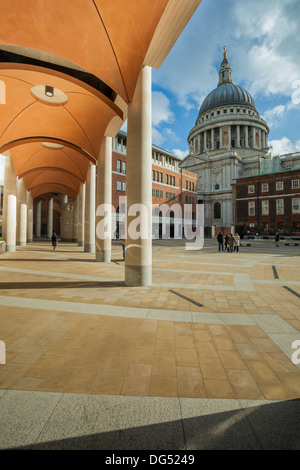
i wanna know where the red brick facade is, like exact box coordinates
[234,169,300,237]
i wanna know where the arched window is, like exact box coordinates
[214,202,221,219]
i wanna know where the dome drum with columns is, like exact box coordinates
[180,47,270,231]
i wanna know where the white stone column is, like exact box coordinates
[245,126,249,147]
[74,194,79,243]
[259,129,262,149]
[78,183,85,246]
[47,197,53,239]
[125,65,152,286]
[198,134,201,153]
[27,191,33,243]
[211,128,214,150]
[252,126,256,148]
[228,125,231,148]
[84,164,96,252]
[237,125,241,147]
[204,131,207,151]
[219,127,223,148]
[36,200,42,237]
[96,136,112,262]
[16,177,27,246]
[3,154,17,252]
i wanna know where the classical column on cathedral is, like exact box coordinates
[27,191,33,243]
[78,182,85,247]
[47,197,53,239]
[3,153,17,252]
[228,125,231,148]
[219,127,223,148]
[236,125,241,147]
[245,125,249,148]
[211,128,214,150]
[198,134,201,153]
[84,163,96,252]
[203,131,207,151]
[125,65,152,286]
[96,136,112,262]
[16,177,27,246]
[252,126,256,148]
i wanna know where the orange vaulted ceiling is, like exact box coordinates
[0,0,169,104]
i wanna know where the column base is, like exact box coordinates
[95,250,111,262]
[27,239,33,243]
[125,264,152,286]
[6,245,16,252]
[78,241,84,247]
[16,241,26,246]
[84,244,95,253]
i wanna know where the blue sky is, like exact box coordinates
[150,0,300,159]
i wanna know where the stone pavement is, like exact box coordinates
[0,238,299,450]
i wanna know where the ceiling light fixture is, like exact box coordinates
[45,85,54,97]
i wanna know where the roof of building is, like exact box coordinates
[198,47,256,116]
[199,83,256,115]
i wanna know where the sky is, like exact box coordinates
[149,0,300,159]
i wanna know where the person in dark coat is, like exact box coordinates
[224,234,229,252]
[275,232,280,247]
[51,231,57,250]
[217,232,224,251]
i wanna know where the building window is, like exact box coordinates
[292,221,300,232]
[276,181,284,191]
[166,175,169,184]
[261,183,269,192]
[152,170,155,181]
[214,202,221,219]
[152,188,155,197]
[248,201,255,216]
[292,179,300,189]
[192,182,195,191]
[156,171,159,182]
[248,185,255,194]
[117,181,122,191]
[160,190,163,198]
[156,189,159,198]
[160,172,163,183]
[117,160,121,173]
[122,182,126,192]
[292,198,300,214]
[173,176,175,186]
[276,199,284,215]
[122,161,126,174]
[262,200,269,215]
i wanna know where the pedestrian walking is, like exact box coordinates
[234,233,240,252]
[122,240,125,259]
[51,231,57,250]
[217,232,224,251]
[224,234,229,252]
[275,232,280,247]
[228,233,235,253]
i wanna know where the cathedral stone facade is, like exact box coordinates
[180,47,271,231]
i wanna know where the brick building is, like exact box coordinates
[233,169,300,237]
[112,130,197,238]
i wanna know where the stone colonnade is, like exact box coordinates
[2,66,152,286]
[191,123,268,154]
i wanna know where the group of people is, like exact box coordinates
[217,232,240,252]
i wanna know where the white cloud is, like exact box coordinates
[152,91,175,127]
[262,105,286,128]
[172,148,188,159]
[269,136,300,155]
